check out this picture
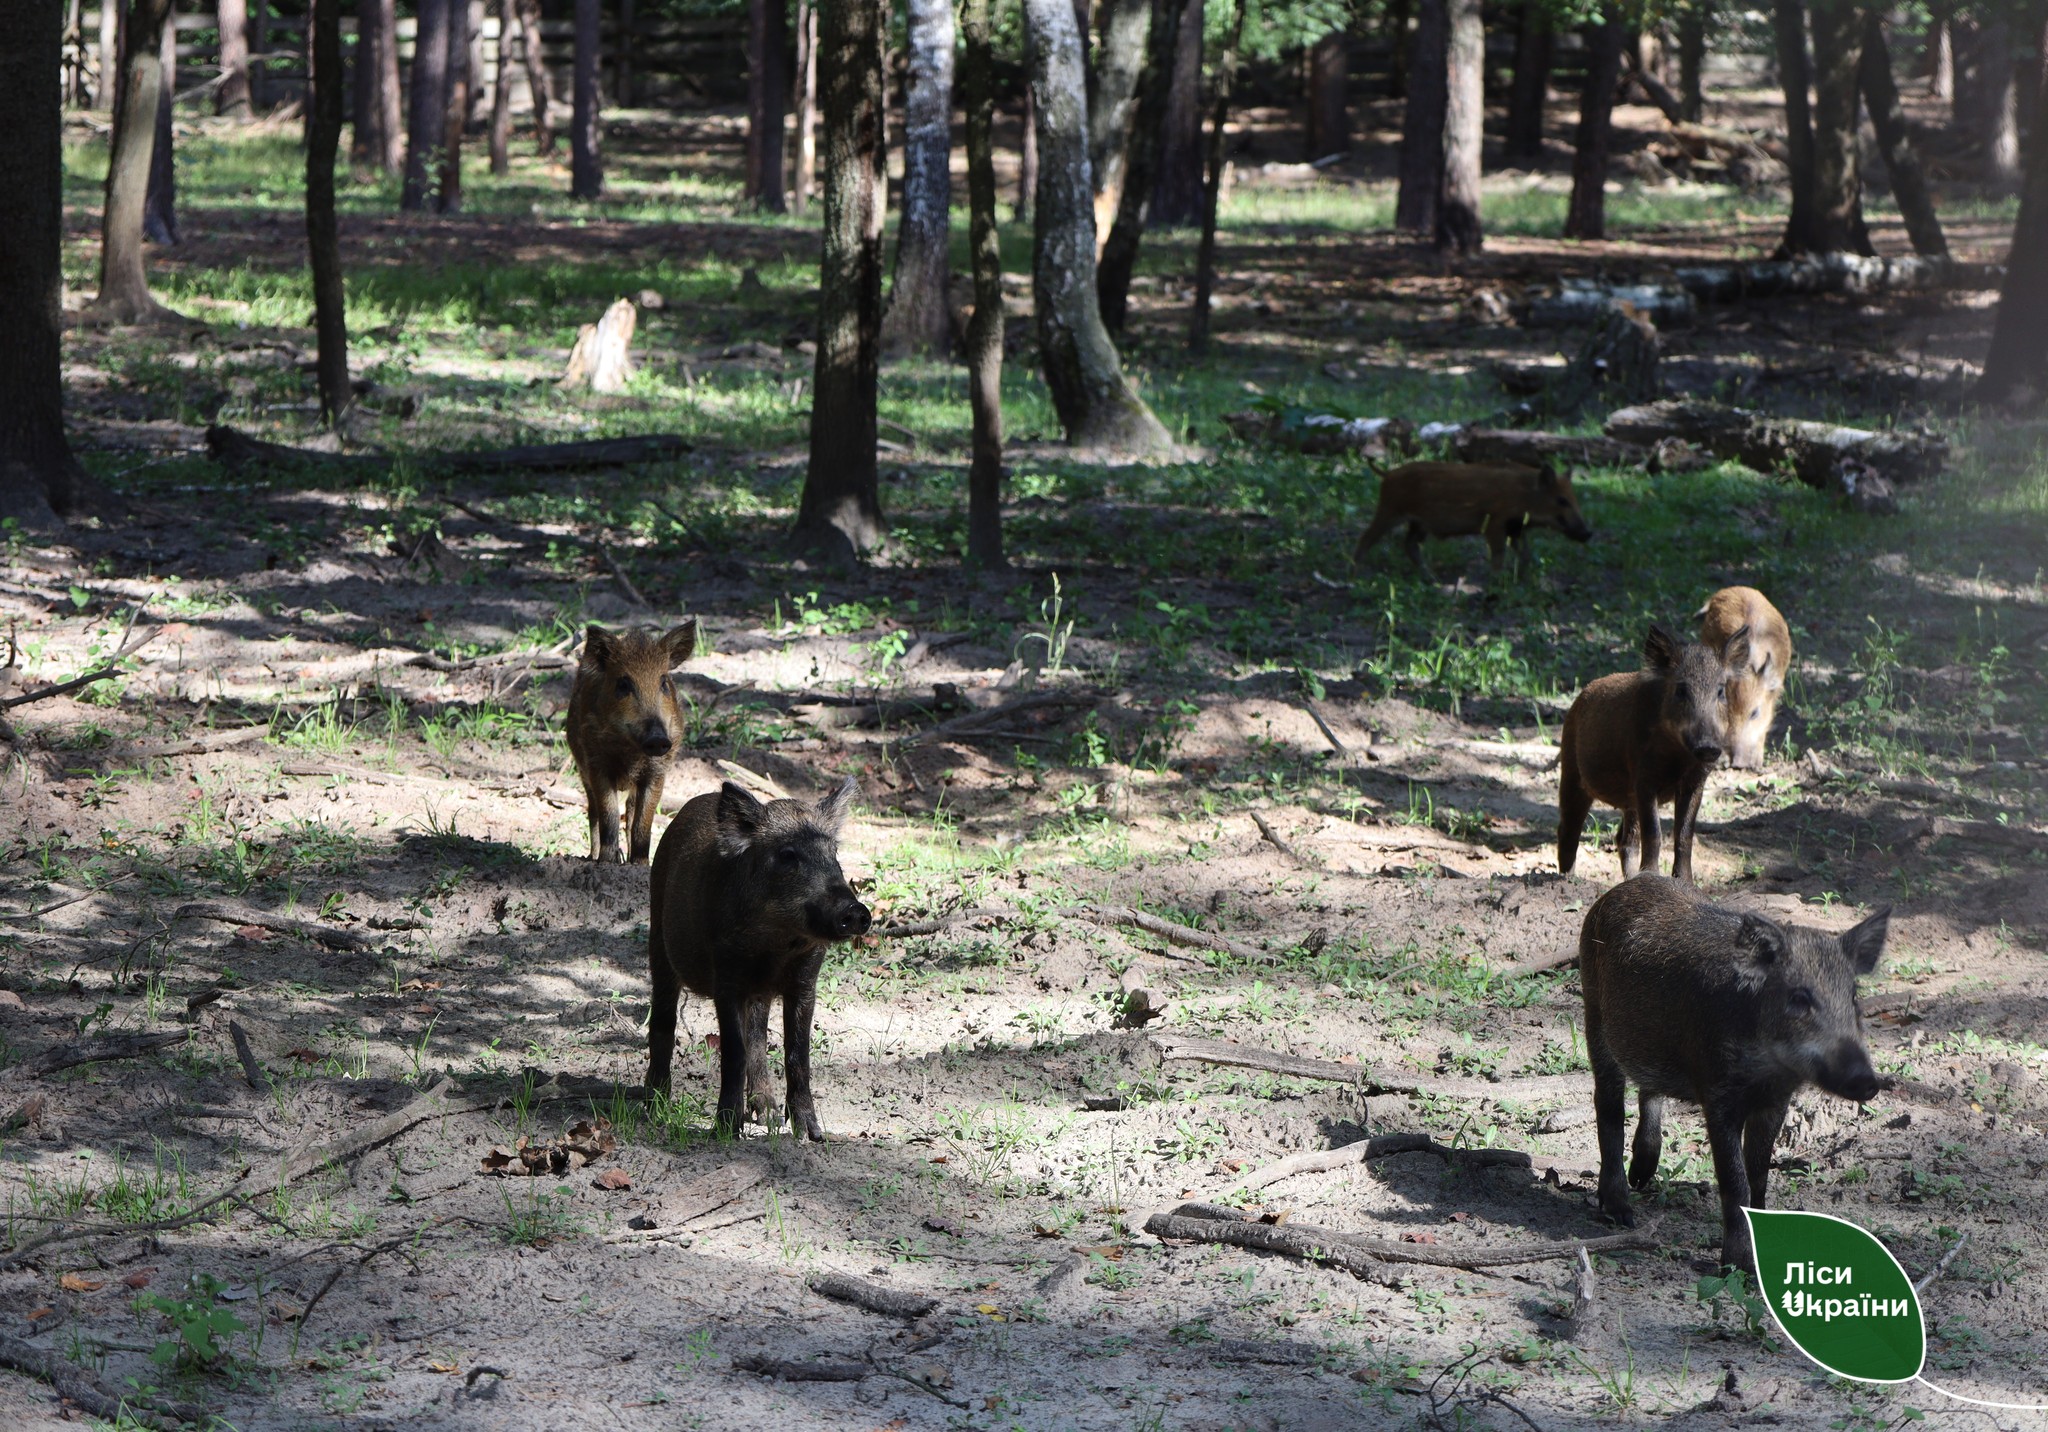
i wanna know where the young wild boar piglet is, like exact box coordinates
[1696,586,1792,770]
[566,621,698,865]
[645,778,871,1140]
[1579,874,1890,1275]
[1351,461,1593,578]
[1558,621,1750,883]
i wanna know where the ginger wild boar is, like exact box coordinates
[646,778,871,1140]
[1351,461,1593,577]
[566,621,697,864]
[1558,622,1748,883]
[1697,586,1792,770]
[1579,874,1891,1275]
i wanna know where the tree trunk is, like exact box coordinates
[1151,0,1204,226]
[1100,0,1187,330]
[217,0,252,115]
[571,0,602,199]
[489,0,513,173]
[509,0,552,154]
[881,0,951,351]
[144,10,177,247]
[1188,0,1245,353]
[1973,21,2020,190]
[1975,49,2048,408]
[1090,0,1151,229]
[1928,5,1952,100]
[1676,3,1705,121]
[1394,0,1449,235]
[1563,10,1625,240]
[1504,0,1551,165]
[1306,30,1349,161]
[97,0,119,110]
[1436,0,1483,252]
[1017,81,1039,223]
[1859,13,1945,258]
[1024,0,1173,453]
[439,0,472,212]
[961,0,1005,568]
[1387,0,1410,98]
[307,0,350,427]
[616,0,634,106]
[0,0,89,525]
[248,0,267,108]
[1771,0,1819,254]
[362,0,401,172]
[402,0,451,210]
[93,0,172,321]
[793,0,817,210]
[353,0,377,161]
[1806,0,1868,253]
[795,0,888,562]
[745,0,789,210]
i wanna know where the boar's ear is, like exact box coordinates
[1737,913,1787,965]
[1756,648,1774,681]
[1643,624,1682,671]
[812,774,858,835]
[1840,905,1891,976]
[582,624,616,666]
[660,618,699,668]
[715,782,765,856]
[1535,464,1561,491]
[1720,622,1752,674]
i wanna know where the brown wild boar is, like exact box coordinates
[566,621,698,865]
[645,778,871,1140]
[1696,586,1792,771]
[1579,874,1890,1274]
[1351,460,1593,577]
[1558,622,1750,883]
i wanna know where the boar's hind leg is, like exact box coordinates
[1742,1100,1790,1209]
[1557,755,1591,875]
[1616,807,1641,879]
[1402,523,1433,578]
[1351,512,1397,565]
[625,769,665,865]
[645,952,680,1094]
[1704,1098,1759,1274]
[1628,1093,1665,1189]
[783,960,826,1141]
[1589,1037,1636,1226]
[743,994,778,1128]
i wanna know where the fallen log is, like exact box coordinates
[807,1272,939,1320]
[1223,409,1412,459]
[792,684,969,731]
[1672,254,2001,303]
[14,1029,192,1080]
[1523,281,1696,328]
[1603,399,1947,488]
[1144,1206,1658,1277]
[0,1332,206,1431]
[731,1352,869,1383]
[175,899,376,952]
[205,423,690,475]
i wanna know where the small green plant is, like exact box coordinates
[1083,1251,1138,1291]
[133,1273,247,1372]
[1695,1268,1773,1341]
[500,1187,583,1247]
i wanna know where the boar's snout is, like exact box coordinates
[810,888,872,942]
[1690,741,1722,765]
[637,721,674,757]
[1563,514,1593,543]
[1819,1044,1884,1103]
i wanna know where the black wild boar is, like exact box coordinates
[566,621,697,865]
[1696,586,1793,771]
[1351,460,1593,578]
[1579,874,1891,1275]
[1557,621,1750,883]
[645,778,871,1140]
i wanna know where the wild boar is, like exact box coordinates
[1351,460,1593,578]
[1558,621,1750,883]
[566,621,697,865]
[645,778,872,1140]
[1579,874,1891,1274]
[1696,586,1792,770]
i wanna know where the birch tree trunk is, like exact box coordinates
[91,0,173,321]
[881,0,953,352]
[1563,8,1624,240]
[144,11,177,246]
[1100,0,1188,329]
[307,0,350,426]
[1089,0,1151,231]
[571,0,603,199]
[1394,0,1448,235]
[961,0,1006,568]
[1436,0,1483,252]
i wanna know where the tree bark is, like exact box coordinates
[745,0,790,210]
[402,0,451,210]
[1771,0,1819,254]
[961,0,1005,568]
[93,0,173,321]
[1677,3,1706,121]
[363,0,401,172]
[1971,21,2020,191]
[144,10,177,247]
[1975,51,2048,408]
[1564,9,1625,240]
[1151,0,1204,226]
[1927,4,1952,100]
[307,0,350,427]
[0,0,90,525]
[439,0,472,213]
[97,0,119,110]
[1189,0,1245,353]
[1806,0,1869,254]
[1305,31,1349,162]
[1386,0,1410,98]
[248,0,266,108]
[217,0,252,115]
[1436,0,1483,252]
[1024,0,1173,452]
[571,0,602,199]
[510,0,553,154]
[616,0,634,106]
[1504,0,1551,166]
[1100,0,1187,330]
[880,0,952,352]
[1090,0,1151,228]
[1017,80,1039,223]
[1394,0,1449,235]
[793,0,818,210]
[1859,14,1945,258]
[1604,399,1948,486]
[795,0,888,563]
[489,0,514,173]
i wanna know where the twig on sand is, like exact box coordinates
[1298,699,1348,756]
[1914,1231,1969,1296]
[1147,1035,1587,1103]
[229,1020,267,1089]
[1074,904,1273,965]
[594,540,653,609]
[1251,810,1319,866]
[174,899,375,952]
[0,1332,206,1431]
[808,1271,939,1320]
[871,906,1013,939]
[1145,1205,1659,1278]
[1426,1348,1549,1432]
[733,1352,869,1382]
[0,622,161,711]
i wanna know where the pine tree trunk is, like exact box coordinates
[307,0,350,427]
[1386,0,1410,98]
[1676,3,1705,121]
[793,0,817,209]
[616,0,634,106]
[1306,31,1349,161]
[1975,52,2048,408]
[745,0,789,210]
[218,0,252,115]
[1395,0,1449,235]
[357,0,400,172]
[0,0,89,524]
[1563,10,1625,240]
[881,0,951,351]
[1928,5,1952,100]
[248,0,267,108]
[489,0,513,173]
[1771,0,1820,254]
[1024,0,1172,452]
[1806,0,1868,253]
[93,0,173,321]
[353,0,378,161]
[1504,0,1551,165]
[402,0,451,210]
[795,0,887,562]
[1090,0,1151,229]
[1436,0,1483,252]
[1151,0,1204,226]
[439,0,471,212]
[1188,0,1244,353]
[144,11,177,246]
[1101,0,1186,331]
[1860,13,1946,257]
[961,0,1006,569]
[1973,21,2019,190]
[571,0,602,198]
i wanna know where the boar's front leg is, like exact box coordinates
[1704,1096,1759,1275]
[711,992,750,1136]
[743,994,777,1128]
[782,953,827,1142]
[1670,766,1707,883]
[1742,1099,1790,1210]
[1632,778,1662,881]
[1616,806,1641,879]
[1629,1092,1665,1190]
[582,770,621,863]
[1589,1030,1635,1227]
[625,767,665,866]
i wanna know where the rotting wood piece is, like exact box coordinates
[807,1271,940,1319]
[175,899,375,952]
[1603,400,1947,487]
[1145,1207,1659,1275]
[560,297,638,392]
[205,423,690,474]
[0,1332,205,1431]
[12,1029,192,1081]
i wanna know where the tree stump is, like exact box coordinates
[562,298,638,393]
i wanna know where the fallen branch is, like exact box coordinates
[1914,1232,1969,1296]
[1298,700,1349,756]
[794,685,969,732]
[0,1332,206,1431]
[125,725,270,759]
[1604,399,1947,488]
[229,1020,267,1090]
[205,423,691,475]
[1075,905,1273,965]
[594,541,652,609]
[1146,1207,1658,1275]
[871,906,1014,939]
[13,1029,191,1080]
[174,900,375,952]
[0,625,161,710]
[604,1164,764,1242]
[1252,810,1317,866]
[807,1271,939,1320]
[917,690,1099,743]
[1230,1133,1535,1194]
[1149,1035,1587,1103]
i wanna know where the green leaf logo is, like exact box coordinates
[1746,1208,1925,1384]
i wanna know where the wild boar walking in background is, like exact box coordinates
[1351,461,1593,578]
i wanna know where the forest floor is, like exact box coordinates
[3,94,2047,1432]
